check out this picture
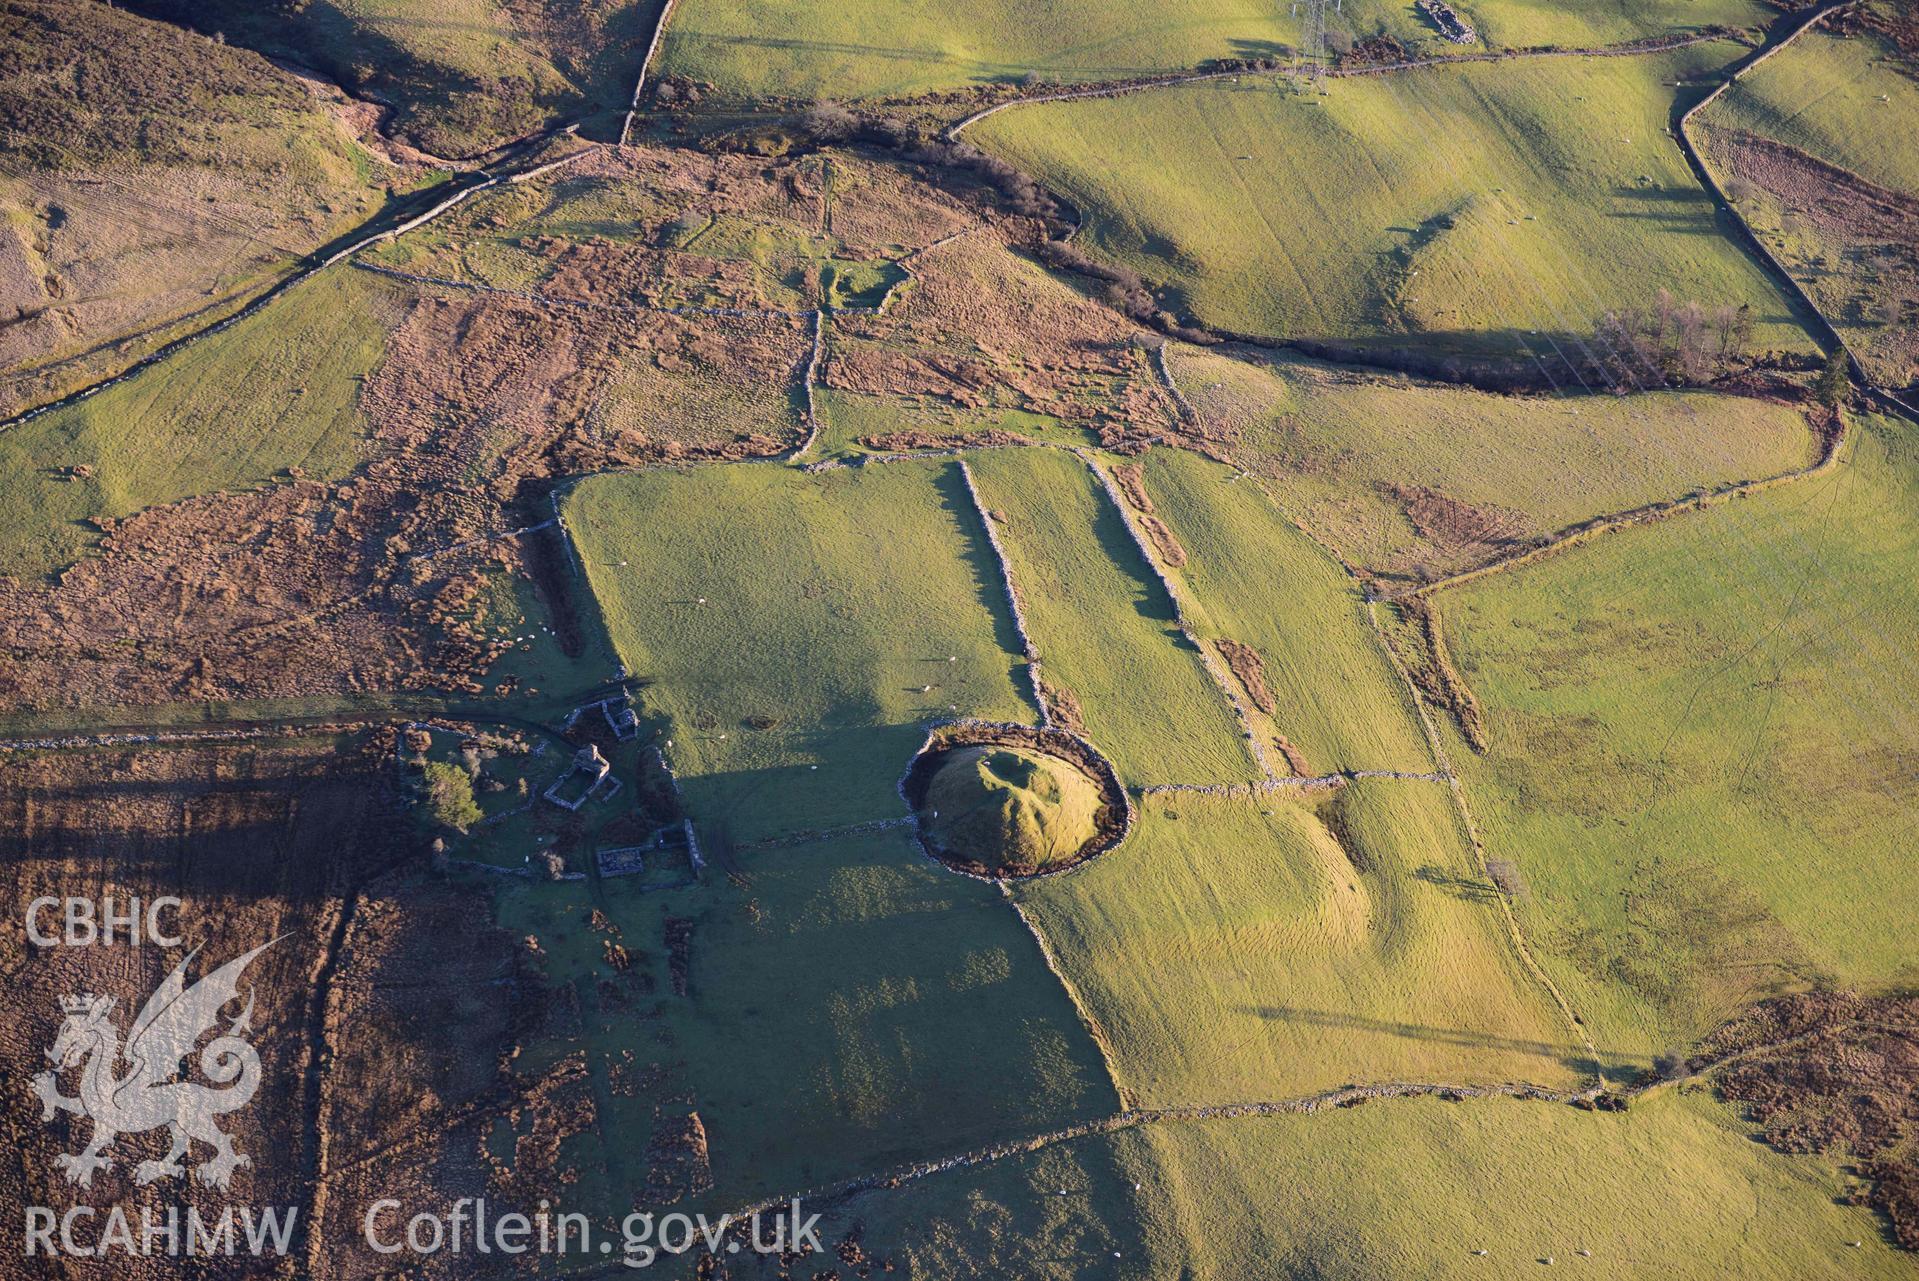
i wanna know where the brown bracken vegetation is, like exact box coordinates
[1391,596,1488,751]
[1216,637,1276,714]
[1700,991,1919,1251]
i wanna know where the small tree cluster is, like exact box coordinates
[1038,239,1155,320]
[1199,52,1294,72]
[1593,291,1753,388]
[421,760,484,834]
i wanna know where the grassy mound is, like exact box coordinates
[922,746,1102,877]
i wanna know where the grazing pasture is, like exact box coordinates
[657,0,1771,103]
[1444,414,1919,1053]
[665,826,1117,1202]
[1009,784,1589,1106]
[566,457,1038,842]
[972,50,1809,359]
[1703,21,1919,199]
[1170,345,1820,578]
[807,1089,1898,1278]
[1137,445,1438,772]
[1122,1091,1903,1279]
[966,446,1260,787]
[0,268,402,576]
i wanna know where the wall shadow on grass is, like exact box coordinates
[1240,1003,1643,1079]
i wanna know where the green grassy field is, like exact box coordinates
[1011,784,1590,1106]
[1136,446,1439,772]
[0,267,402,577]
[1443,413,1919,1055]
[665,826,1116,1200]
[565,458,1038,842]
[810,390,1094,459]
[808,1067,1898,1278]
[1171,345,1821,576]
[965,446,1259,787]
[972,49,1810,359]
[1124,1091,1902,1278]
[657,0,1770,103]
[486,824,1115,1212]
[1703,21,1919,199]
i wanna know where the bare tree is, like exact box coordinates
[1485,858,1527,898]
[800,100,859,143]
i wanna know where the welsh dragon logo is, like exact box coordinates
[30,940,275,1192]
